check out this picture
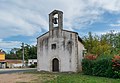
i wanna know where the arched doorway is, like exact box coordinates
[52,58,59,72]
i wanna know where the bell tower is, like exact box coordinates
[49,10,63,37]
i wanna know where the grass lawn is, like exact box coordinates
[46,74,120,83]
[25,71,120,83]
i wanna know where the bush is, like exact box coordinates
[82,59,94,75]
[82,57,120,78]
[112,55,120,78]
[29,64,37,68]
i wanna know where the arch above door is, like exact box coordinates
[52,58,59,72]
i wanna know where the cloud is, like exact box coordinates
[0,1,48,39]
[0,37,37,51]
[110,24,120,27]
[0,39,21,51]
[110,20,120,27]
[0,0,120,51]
[0,0,120,38]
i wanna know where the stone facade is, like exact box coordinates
[37,10,85,72]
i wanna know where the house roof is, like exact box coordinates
[49,10,63,15]
[5,60,22,63]
[37,31,49,39]
[37,29,83,43]
[0,60,23,63]
[0,60,6,62]
[78,36,83,43]
[0,52,5,55]
[63,30,83,43]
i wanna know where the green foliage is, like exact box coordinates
[22,71,120,83]
[82,57,120,78]
[5,54,18,59]
[82,59,93,75]
[29,64,37,68]
[112,56,120,78]
[83,31,120,56]
[5,44,37,60]
[45,73,120,83]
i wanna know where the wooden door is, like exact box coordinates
[52,58,59,72]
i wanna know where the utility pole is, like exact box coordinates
[22,43,25,67]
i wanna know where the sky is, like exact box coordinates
[0,0,120,52]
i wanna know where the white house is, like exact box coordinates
[28,59,37,66]
[37,10,85,72]
[6,60,23,68]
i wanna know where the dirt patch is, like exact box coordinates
[0,72,58,83]
[0,73,38,83]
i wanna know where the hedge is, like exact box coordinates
[29,64,37,68]
[82,58,120,78]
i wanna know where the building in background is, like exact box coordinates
[0,50,23,68]
[6,60,23,68]
[0,50,6,68]
[28,59,37,66]
[0,50,5,60]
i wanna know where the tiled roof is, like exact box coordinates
[0,52,5,55]
[5,60,22,63]
[0,60,22,63]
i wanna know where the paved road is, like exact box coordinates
[0,68,37,74]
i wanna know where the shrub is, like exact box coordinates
[82,57,120,78]
[82,59,94,75]
[112,55,120,78]
[29,64,37,68]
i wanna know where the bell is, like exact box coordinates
[53,18,58,24]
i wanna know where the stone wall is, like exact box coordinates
[37,30,84,72]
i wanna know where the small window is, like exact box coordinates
[51,44,56,49]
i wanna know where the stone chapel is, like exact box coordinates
[37,10,85,72]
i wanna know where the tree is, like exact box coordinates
[83,32,113,56]
[5,44,37,60]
